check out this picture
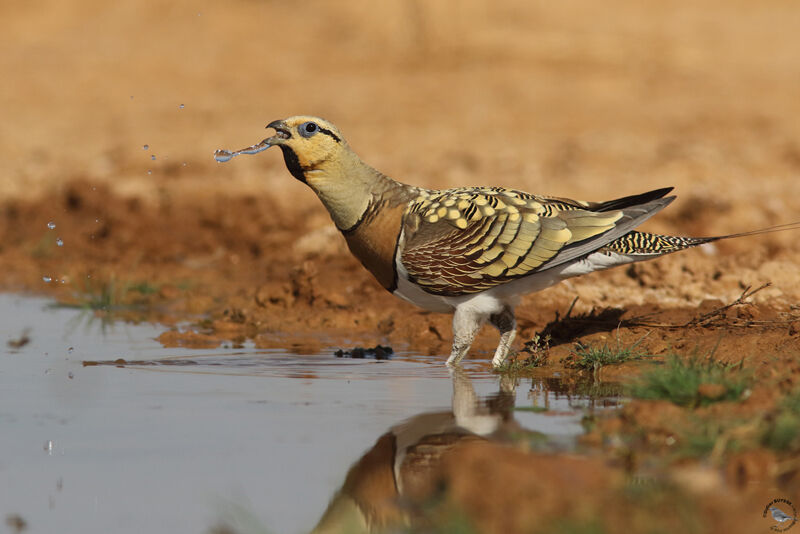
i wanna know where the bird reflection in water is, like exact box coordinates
[310,368,521,534]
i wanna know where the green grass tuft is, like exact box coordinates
[128,281,160,295]
[495,334,551,374]
[518,333,551,366]
[676,417,748,458]
[56,276,160,312]
[763,390,800,451]
[629,354,751,408]
[564,333,650,373]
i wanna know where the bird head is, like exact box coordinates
[264,116,347,182]
[261,115,386,230]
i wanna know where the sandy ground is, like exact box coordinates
[3,1,800,532]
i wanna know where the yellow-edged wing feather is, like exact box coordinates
[400,187,674,296]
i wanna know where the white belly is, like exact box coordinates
[393,261,455,313]
[393,251,638,314]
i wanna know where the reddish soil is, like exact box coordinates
[4,1,800,532]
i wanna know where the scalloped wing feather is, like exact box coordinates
[400,187,674,296]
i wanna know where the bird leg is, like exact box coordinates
[489,306,516,368]
[450,366,478,420]
[449,366,504,435]
[446,306,487,366]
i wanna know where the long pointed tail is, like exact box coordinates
[605,221,800,257]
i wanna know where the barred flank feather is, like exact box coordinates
[604,220,800,257]
[603,232,713,256]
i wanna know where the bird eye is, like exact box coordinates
[299,121,318,138]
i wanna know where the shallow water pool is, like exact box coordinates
[0,294,615,534]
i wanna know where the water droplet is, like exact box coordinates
[182,162,187,166]
[44,440,53,454]
[179,104,185,109]
[214,150,232,163]
[43,276,52,283]
[147,170,152,175]
[95,218,99,223]
[68,347,74,354]
[56,238,64,247]
[47,221,56,230]
[143,144,149,150]
[151,155,156,161]
[68,372,74,379]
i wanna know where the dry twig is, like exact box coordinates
[684,283,771,327]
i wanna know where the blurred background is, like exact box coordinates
[3,0,799,228]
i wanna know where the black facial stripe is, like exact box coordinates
[318,127,341,143]
[279,145,306,183]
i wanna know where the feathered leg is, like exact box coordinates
[489,306,516,368]
[446,306,487,365]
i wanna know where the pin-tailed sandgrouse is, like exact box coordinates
[215,116,798,368]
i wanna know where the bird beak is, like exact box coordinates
[265,119,291,145]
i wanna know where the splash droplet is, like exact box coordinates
[151,155,156,161]
[44,440,54,454]
[179,104,185,109]
[147,170,152,175]
[43,276,52,283]
[68,347,74,354]
[47,222,56,230]
[68,372,74,379]
[56,238,64,247]
[143,144,149,150]
[214,150,233,163]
